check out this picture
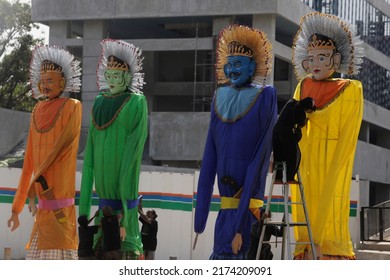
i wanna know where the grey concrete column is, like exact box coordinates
[142,51,156,114]
[81,20,107,128]
[77,20,107,155]
[252,14,276,85]
[359,121,370,142]
[212,17,233,36]
[48,21,68,47]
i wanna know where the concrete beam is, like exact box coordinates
[354,141,390,184]
[128,38,213,51]
[274,41,292,62]
[364,42,390,71]
[363,100,390,131]
[366,0,390,18]
[31,0,307,21]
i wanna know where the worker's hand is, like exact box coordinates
[7,213,20,232]
[231,233,242,254]
[120,227,126,241]
[93,210,100,218]
[28,199,37,216]
[138,196,143,212]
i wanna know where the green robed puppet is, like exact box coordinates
[79,39,148,260]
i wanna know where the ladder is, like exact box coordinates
[255,161,317,260]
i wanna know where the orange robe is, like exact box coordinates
[12,98,82,250]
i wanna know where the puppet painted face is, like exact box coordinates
[104,55,131,95]
[304,48,340,80]
[38,72,65,100]
[303,34,341,80]
[223,55,255,86]
[104,69,131,95]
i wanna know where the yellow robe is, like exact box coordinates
[292,78,363,258]
[12,98,82,250]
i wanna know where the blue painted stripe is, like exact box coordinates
[143,194,193,203]
[193,194,220,203]
[0,189,16,196]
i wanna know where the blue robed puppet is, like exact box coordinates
[194,25,277,259]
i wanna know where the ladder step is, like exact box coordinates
[288,241,315,245]
[260,240,283,244]
[273,180,300,185]
[287,222,309,226]
[256,164,317,260]
[263,201,305,206]
[264,221,309,227]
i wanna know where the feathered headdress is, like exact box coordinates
[216,24,273,85]
[292,12,364,81]
[97,39,144,94]
[29,45,81,99]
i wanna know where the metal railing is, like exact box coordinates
[360,202,390,242]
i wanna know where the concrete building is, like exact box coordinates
[29,0,390,208]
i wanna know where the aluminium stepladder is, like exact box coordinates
[255,161,317,260]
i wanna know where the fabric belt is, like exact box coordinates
[99,197,140,211]
[220,196,263,210]
[38,198,74,210]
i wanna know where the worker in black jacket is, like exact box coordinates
[272,97,316,181]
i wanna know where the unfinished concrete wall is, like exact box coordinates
[0,108,30,158]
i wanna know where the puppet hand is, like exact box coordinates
[28,199,37,216]
[231,233,243,254]
[120,227,126,241]
[7,213,20,232]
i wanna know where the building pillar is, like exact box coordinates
[212,17,233,36]
[81,21,107,126]
[78,20,107,154]
[143,51,155,114]
[252,14,276,85]
[359,121,370,142]
[48,21,68,47]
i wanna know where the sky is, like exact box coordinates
[19,0,49,44]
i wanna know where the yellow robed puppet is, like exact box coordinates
[291,12,364,260]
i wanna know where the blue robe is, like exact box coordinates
[194,84,277,257]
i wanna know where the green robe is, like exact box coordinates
[79,91,148,255]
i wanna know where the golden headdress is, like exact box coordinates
[307,34,336,51]
[40,60,63,73]
[292,12,364,81]
[97,39,144,94]
[29,45,81,99]
[216,24,273,85]
[106,55,129,71]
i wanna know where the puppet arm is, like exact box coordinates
[234,86,277,236]
[194,99,217,234]
[118,94,148,229]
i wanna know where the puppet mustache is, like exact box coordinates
[229,72,241,78]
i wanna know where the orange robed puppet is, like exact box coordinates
[7,45,82,260]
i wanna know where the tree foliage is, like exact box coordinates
[0,0,43,111]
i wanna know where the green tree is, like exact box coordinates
[0,0,43,111]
